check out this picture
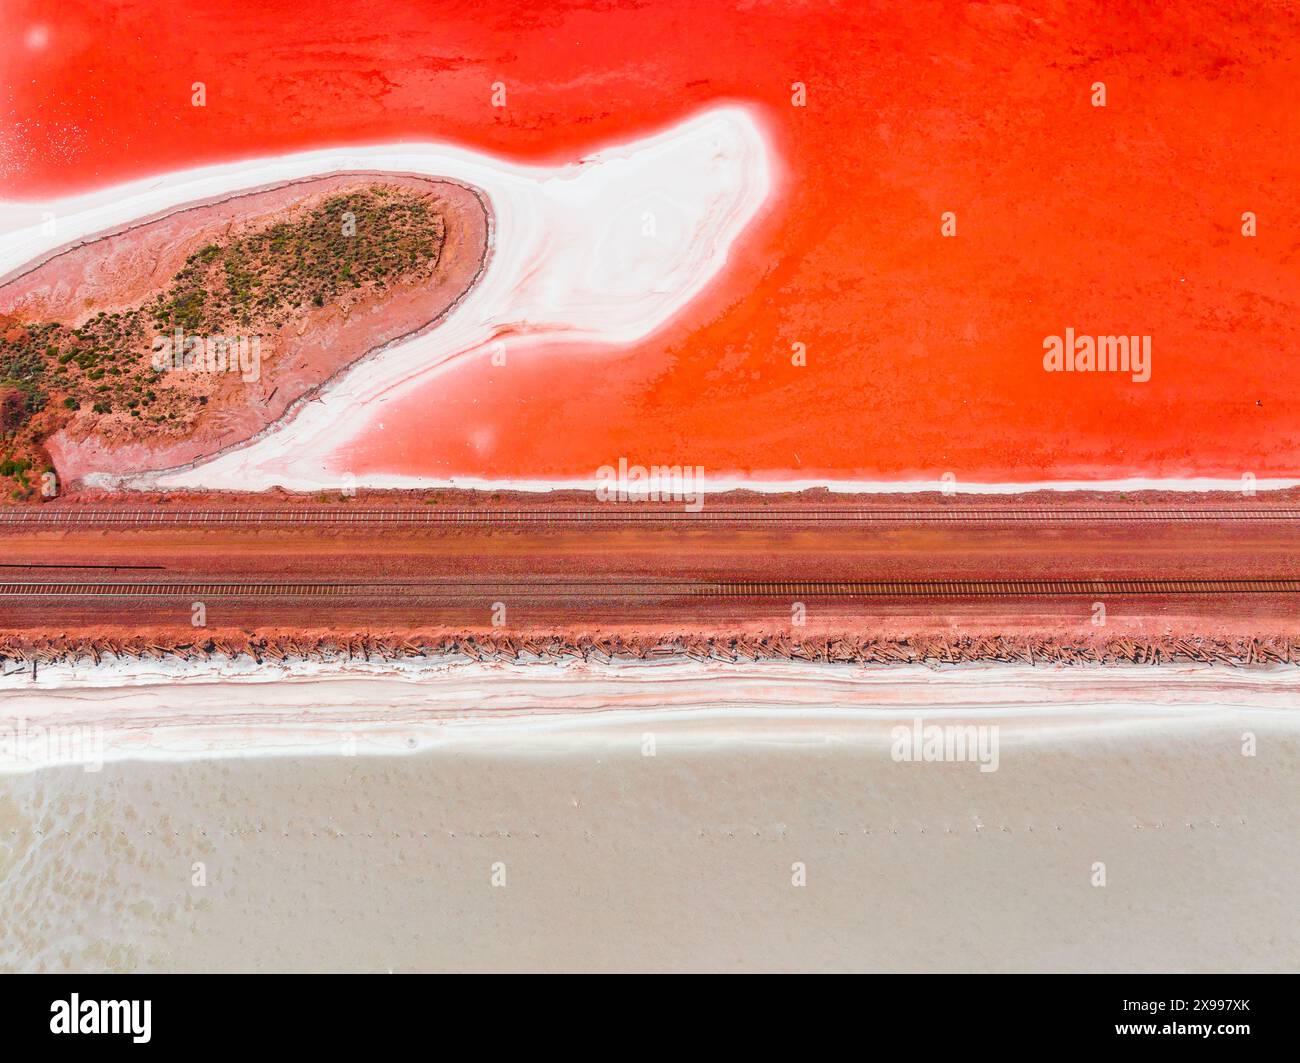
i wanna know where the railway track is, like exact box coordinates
[3,578,1299,598]
[3,507,1300,526]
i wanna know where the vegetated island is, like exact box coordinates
[0,174,489,499]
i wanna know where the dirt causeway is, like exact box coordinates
[3,499,1299,665]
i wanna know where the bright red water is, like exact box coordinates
[3,0,1298,483]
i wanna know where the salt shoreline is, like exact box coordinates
[116,473,1300,494]
[2,656,1296,772]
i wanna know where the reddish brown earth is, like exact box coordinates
[0,173,490,484]
[3,631,1296,671]
[2,497,1298,665]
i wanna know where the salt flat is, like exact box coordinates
[1,660,1295,971]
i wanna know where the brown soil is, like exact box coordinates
[2,513,1298,665]
[2,629,1296,671]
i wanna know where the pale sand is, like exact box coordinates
[0,660,1296,971]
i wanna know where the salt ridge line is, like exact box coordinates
[5,506,1300,525]
[0,105,776,492]
[153,474,1300,494]
[9,654,1300,698]
[3,660,1298,772]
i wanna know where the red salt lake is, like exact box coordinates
[3,0,1297,485]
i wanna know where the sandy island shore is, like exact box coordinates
[0,173,490,484]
